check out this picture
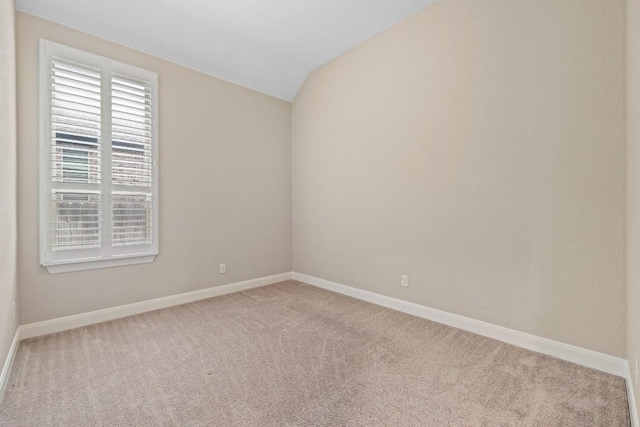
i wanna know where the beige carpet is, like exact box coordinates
[0,280,630,426]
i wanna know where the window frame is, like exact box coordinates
[39,39,159,274]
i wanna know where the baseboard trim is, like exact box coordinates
[293,272,627,378]
[20,272,293,340]
[0,328,20,405]
[627,362,639,427]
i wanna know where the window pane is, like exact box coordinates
[112,74,152,187]
[51,191,101,251]
[112,193,152,246]
[51,59,101,184]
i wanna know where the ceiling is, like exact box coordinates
[16,0,437,101]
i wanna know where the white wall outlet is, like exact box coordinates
[401,275,409,287]
[635,354,639,386]
[12,301,16,322]
[219,263,226,274]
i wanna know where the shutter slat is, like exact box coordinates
[52,116,101,130]
[52,147,99,160]
[112,92,150,106]
[112,177,152,185]
[112,96,150,110]
[112,113,149,126]
[54,244,102,251]
[51,226,100,232]
[112,83,148,97]
[113,140,151,148]
[52,98,101,114]
[112,116,150,127]
[112,105,151,118]
[112,79,148,90]
[53,105,101,119]
[113,221,147,224]
[113,136,150,144]
[53,109,101,122]
[112,122,151,135]
[52,76,101,94]
[111,166,152,174]
[111,146,152,156]
[51,69,100,87]
[51,71,100,87]
[52,128,101,140]
[112,136,151,146]
[112,75,148,89]
[112,129,151,140]
[52,157,100,166]
[52,84,101,102]
[111,171,152,178]
[52,138,100,148]
[53,62,100,79]
[112,104,150,115]
[53,178,100,184]
[51,209,102,212]
[112,152,152,163]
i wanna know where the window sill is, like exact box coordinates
[43,254,157,274]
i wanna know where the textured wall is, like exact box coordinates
[628,0,640,414]
[0,0,18,380]
[17,12,292,324]
[293,0,626,356]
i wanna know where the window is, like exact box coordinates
[40,40,159,273]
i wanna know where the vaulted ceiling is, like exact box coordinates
[16,0,437,101]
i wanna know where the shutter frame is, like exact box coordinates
[39,39,159,272]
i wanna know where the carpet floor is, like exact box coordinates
[0,280,630,426]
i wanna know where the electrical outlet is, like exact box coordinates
[401,275,409,287]
[12,302,16,322]
[219,263,226,274]
[635,355,639,386]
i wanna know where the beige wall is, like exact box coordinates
[293,0,626,357]
[17,12,292,324]
[629,0,640,414]
[0,0,18,376]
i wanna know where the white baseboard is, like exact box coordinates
[19,272,292,340]
[627,362,639,427]
[293,272,627,378]
[0,329,20,405]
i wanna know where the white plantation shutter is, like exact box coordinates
[111,74,154,247]
[40,40,159,273]
[50,59,103,251]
